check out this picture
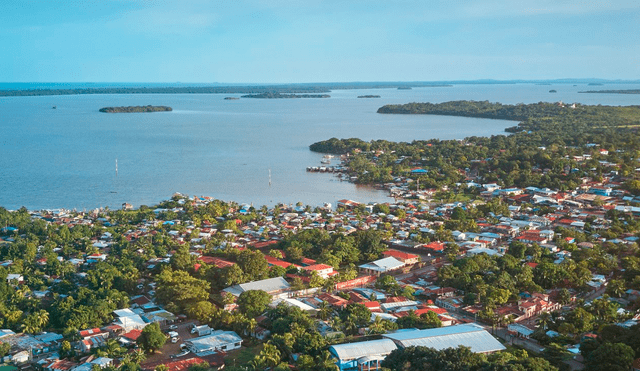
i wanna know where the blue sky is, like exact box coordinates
[2,0,639,83]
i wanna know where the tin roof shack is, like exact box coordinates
[382,324,505,354]
[0,330,63,363]
[142,310,177,328]
[112,309,147,332]
[184,330,242,354]
[223,277,290,298]
[358,257,405,277]
[328,339,398,371]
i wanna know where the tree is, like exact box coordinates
[137,323,166,353]
[237,250,269,281]
[382,346,486,371]
[155,269,210,312]
[251,341,281,370]
[237,290,271,318]
[585,342,635,371]
[185,300,218,323]
[0,341,11,357]
[318,301,332,321]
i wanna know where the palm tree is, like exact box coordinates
[537,311,551,330]
[120,353,134,368]
[35,309,49,329]
[318,301,331,321]
[132,349,146,365]
[315,351,339,371]
[367,316,386,335]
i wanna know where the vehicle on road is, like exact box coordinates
[171,350,190,359]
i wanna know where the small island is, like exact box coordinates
[357,95,381,98]
[579,89,640,94]
[224,97,240,100]
[397,86,412,90]
[99,105,172,113]
[241,92,330,99]
[549,89,557,93]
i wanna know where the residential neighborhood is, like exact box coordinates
[1,171,640,371]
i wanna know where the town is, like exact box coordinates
[1,165,639,371]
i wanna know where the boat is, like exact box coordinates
[321,158,331,164]
[52,106,57,109]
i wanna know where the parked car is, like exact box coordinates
[168,324,178,330]
[171,337,180,343]
[171,350,190,359]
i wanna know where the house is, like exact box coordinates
[223,277,291,298]
[184,330,242,354]
[302,264,337,279]
[328,339,398,371]
[382,250,420,265]
[358,257,405,276]
[142,309,177,328]
[141,354,225,371]
[112,309,147,332]
[6,274,24,284]
[382,324,505,354]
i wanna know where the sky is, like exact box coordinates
[1,0,639,83]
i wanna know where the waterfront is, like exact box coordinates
[1,83,639,210]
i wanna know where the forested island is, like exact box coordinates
[0,86,330,97]
[357,95,381,98]
[312,100,640,188]
[0,82,451,97]
[580,89,640,94]
[99,105,172,113]
[241,92,331,99]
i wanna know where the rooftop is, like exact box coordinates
[382,324,506,353]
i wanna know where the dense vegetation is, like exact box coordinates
[311,101,640,189]
[579,89,640,94]
[99,105,172,113]
[0,86,330,97]
[0,82,451,97]
[241,92,331,99]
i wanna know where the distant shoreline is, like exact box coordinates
[99,105,172,113]
[241,92,331,99]
[579,89,640,94]
[0,83,452,97]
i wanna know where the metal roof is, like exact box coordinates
[358,257,404,272]
[329,339,398,361]
[224,277,290,296]
[383,324,506,353]
[186,330,242,353]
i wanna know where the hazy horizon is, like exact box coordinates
[2,1,639,83]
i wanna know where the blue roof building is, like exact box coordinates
[328,339,398,371]
[382,324,506,354]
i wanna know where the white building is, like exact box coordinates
[185,330,243,354]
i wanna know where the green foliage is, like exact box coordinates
[382,346,487,371]
[585,342,635,371]
[237,290,271,318]
[137,323,166,353]
[155,269,211,312]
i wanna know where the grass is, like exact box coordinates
[225,343,263,368]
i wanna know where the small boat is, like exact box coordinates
[52,106,57,109]
[321,158,331,164]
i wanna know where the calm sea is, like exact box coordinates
[1,83,639,210]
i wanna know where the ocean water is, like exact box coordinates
[1,83,639,210]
